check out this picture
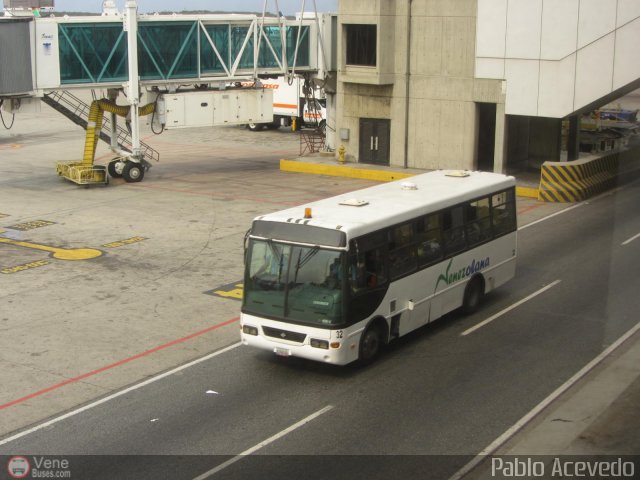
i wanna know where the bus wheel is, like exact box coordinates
[462,276,484,314]
[359,325,381,364]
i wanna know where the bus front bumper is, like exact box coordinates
[240,316,359,365]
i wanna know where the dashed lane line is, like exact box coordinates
[460,280,562,336]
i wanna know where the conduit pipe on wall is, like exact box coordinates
[403,0,413,169]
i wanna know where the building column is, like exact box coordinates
[567,115,580,161]
[493,102,507,173]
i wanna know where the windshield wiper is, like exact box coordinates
[293,246,320,284]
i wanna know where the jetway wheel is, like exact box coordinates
[123,161,145,183]
[108,159,125,178]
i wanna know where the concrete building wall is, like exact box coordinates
[476,0,640,117]
[337,0,506,171]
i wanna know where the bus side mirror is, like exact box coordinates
[243,229,251,264]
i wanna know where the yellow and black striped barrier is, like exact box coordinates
[539,153,619,202]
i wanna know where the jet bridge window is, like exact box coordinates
[345,24,377,67]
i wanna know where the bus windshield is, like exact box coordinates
[243,239,344,326]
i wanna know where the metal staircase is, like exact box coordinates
[42,90,160,164]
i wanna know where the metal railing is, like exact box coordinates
[43,90,160,164]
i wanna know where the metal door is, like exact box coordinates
[359,118,390,165]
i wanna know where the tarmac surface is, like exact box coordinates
[0,96,638,475]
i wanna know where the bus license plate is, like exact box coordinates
[274,347,290,357]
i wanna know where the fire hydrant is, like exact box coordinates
[338,144,346,164]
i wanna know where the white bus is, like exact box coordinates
[240,170,517,365]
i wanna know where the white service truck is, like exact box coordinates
[245,76,326,132]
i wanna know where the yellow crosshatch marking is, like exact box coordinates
[7,220,56,231]
[205,282,244,300]
[103,236,148,248]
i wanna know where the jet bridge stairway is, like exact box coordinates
[42,90,160,184]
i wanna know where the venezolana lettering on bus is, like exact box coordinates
[491,457,635,478]
[436,257,490,289]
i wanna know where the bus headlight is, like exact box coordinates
[242,325,258,336]
[310,339,329,350]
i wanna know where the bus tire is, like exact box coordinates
[359,322,385,364]
[462,276,485,315]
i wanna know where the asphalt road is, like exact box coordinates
[1,179,639,480]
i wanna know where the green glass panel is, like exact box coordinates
[286,26,310,67]
[138,21,198,80]
[200,24,229,74]
[257,26,283,68]
[231,26,254,70]
[57,20,311,85]
[59,23,128,84]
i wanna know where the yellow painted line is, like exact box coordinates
[283,159,541,197]
[280,159,414,182]
[103,236,147,248]
[7,220,56,231]
[0,238,103,260]
[1,260,50,275]
[515,186,539,199]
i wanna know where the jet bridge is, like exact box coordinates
[0,1,335,185]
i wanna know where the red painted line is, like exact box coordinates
[0,317,239,411]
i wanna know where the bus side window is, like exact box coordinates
[389,222,417,279]
[492,190,517,236]
[350,247,387,292]
[466,197,492,247]
[417,213,443,267]
[443,206,466,255]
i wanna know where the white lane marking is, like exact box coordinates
[518,203,584,231]
[519,182,631,232]
[192,405,334,479]
[0,342,242,447]
[461,280,562,336]
[621,232,640,246]
[449,320,640,480]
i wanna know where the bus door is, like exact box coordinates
[348,236,389,325]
